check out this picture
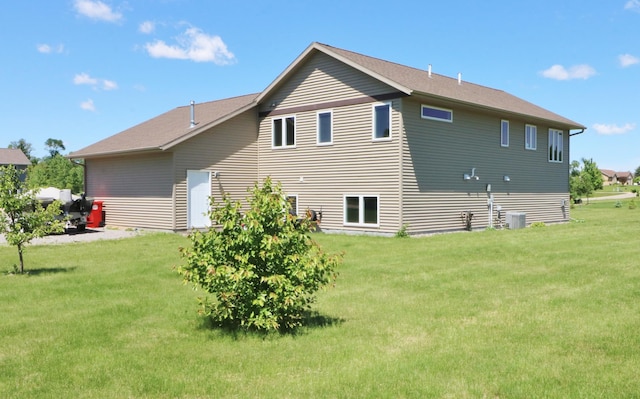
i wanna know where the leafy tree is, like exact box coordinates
[570,158,603,203]
[8,139,37,164]
[27,154,84,193]
[44,138,66,158]
[177,177,342,332]
[0,165,65,273]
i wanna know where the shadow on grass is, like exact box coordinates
[3,267,77,276]
[197,310,345,339]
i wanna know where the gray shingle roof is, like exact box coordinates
[70,93,258,158]
[0,148,31,166]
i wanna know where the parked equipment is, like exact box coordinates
[36,188,94,232]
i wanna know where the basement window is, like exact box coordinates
[344,195,379,226]
[421,105,453,122]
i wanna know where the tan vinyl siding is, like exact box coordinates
[85,153,174,230]
[259,98,402,234]
[260,51,394,112]
[401,98,570,233]
[173,109,258,230]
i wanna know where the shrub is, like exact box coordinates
[629,199,637,210]
[395,224,409,238]
[177,177,342,332]
[530,221,546,228]
[615,201,623,208]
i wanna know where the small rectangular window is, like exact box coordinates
[548,129,563,163]
[373,103,391,140]
[501,120,509,147]
[286,195,298,217]
[317,111,333,145]
[272,116,295,148]
[421,105,453,122]
[525,124,537,150]
[344,195,379,226]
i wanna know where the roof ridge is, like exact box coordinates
[175,92,260,109]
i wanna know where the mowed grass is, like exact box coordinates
[2,201,640,398]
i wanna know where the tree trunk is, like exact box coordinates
[18,243,24,274]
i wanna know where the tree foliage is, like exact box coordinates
[8,139,36,164]
[0,165,65,273]
[570,158,603,203]
[26,154,84,194]
[177,177,342,332]
[44,138,66,158]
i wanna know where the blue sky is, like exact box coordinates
[1,0,639,171]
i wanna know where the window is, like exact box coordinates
[344,195,379,226]
[548,129,563,163]
[421,105,453,122]
[525,124,537,150]
[501,120,509,147]
[272,116,295,148]
[286,195,298,217]
[373,103,391,140]
[317,111,333,145]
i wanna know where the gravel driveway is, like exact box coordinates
[0,227,143,246]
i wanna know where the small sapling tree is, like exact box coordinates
[0,165,65,273]
[177,177,342,332]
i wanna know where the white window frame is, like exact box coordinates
[548,128,564,163]
[421,104,453,122]
[344,195,380,227]
[272,115,296,149]
[501,120,509,147]
[317,110,333,145]
[372,102,391,141]
[525,124,537,150]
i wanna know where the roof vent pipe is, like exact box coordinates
[458,73,462,85]
[189,100,196,128]
[428,64,432,78]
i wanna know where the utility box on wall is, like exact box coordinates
[506,212,526,229]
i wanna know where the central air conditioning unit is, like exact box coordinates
[506,212,526,229]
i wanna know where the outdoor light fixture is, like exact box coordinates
[503,175,510,182]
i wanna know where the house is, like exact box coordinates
[70,42,586,234]
[0,148,31,181]
[600,169,634,186]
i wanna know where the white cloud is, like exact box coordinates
[80,99,96,112]
[625,0,640,12]
[619,53,640,67]
[73,0,122,22]
[37,43,65,54]
[592,123,636,135]
[139,21,155,34]
[102,79,118,90]
[541,64,596,80]
[73,73,118,90]
[144,27,235,65]
[74,73,98,86]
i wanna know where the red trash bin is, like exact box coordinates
[87,200,105,228]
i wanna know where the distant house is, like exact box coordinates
[0,148,31,182]
[600,169,634,186]
[70,42,586,234]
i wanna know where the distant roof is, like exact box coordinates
[600,169,616,177]
[0,148,31,166]
[70,93,258,158]
[258,42,585,130]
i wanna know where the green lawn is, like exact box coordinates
[2,200,640,398]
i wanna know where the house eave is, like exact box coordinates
[411,90,586,131]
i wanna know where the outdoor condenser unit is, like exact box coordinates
[506,212,526,229]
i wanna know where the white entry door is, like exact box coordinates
[187,170,211,228]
